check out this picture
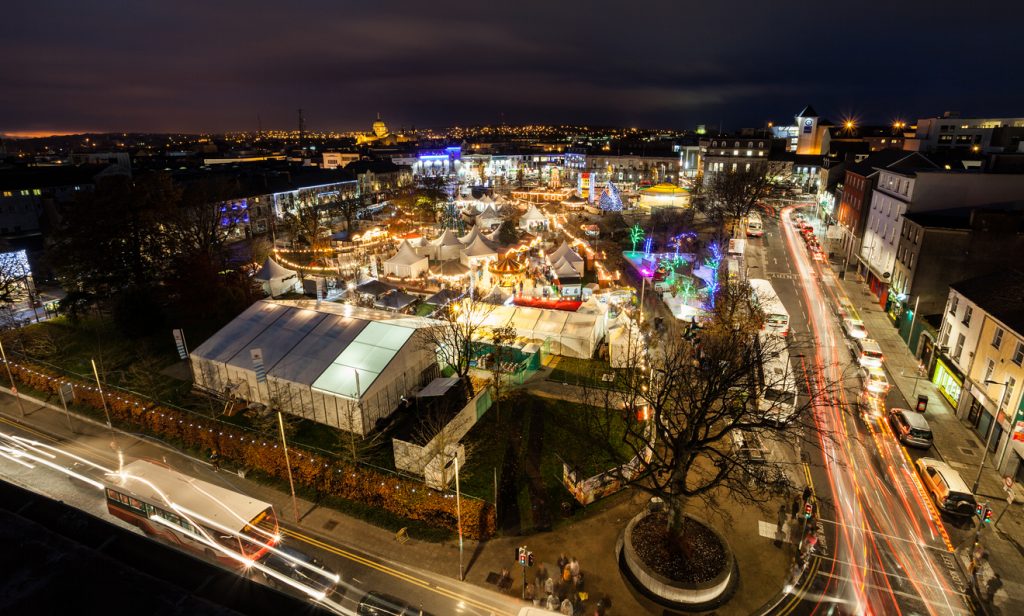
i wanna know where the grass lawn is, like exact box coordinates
[460,391,638,534]
[547,356,622,390]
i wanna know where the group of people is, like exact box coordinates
[515,553,607,615]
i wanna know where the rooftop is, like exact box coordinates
[951,269,1024,334]
[904,202,1024,231]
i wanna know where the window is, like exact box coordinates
[1013,341,1024,366]
[954,333,965,361]
[1003,377,1017,411]
[993,328,1004,349]
[950,296,959,316]
[984,359,995,383]
[962,306,973,326]
[908,251,914,269]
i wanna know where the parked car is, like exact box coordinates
[916,457,977,517]
[259,542,340,600]
[357,591,436,616]
[843,318,868,340]
[834,297,857,321]
[888,408,933,449]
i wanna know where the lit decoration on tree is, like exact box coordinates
[598,181,623,211]
[702,242,723,310]
[630,224,644,252]
[643,236,653,257]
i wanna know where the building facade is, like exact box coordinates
[907,113,1024,154]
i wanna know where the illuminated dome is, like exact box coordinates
[372,114,389,138]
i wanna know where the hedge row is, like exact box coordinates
[7,361,495,539]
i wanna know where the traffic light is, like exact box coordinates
[976,503,984,517]
[515,546,523,564]
[984,507,994,524]
[527,551,534,567]
[518,546,527,566]
[804,501,813,519]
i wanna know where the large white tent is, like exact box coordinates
[608,313,644,368]
[383,240,429,279]
[430,229,463,261]
[471,303,606,359]
[476,205,503,229]
[253,257,299,297]
[190,300,435,436]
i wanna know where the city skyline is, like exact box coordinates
[4,1,1024,135]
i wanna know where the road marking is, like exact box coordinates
[283,528,515,616]
[0,414,59,443]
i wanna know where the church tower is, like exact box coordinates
[795,105,820,154]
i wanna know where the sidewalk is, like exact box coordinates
[837,269,1024,613]
[0,380,796,615]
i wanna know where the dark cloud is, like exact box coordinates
[2,0,1023,133]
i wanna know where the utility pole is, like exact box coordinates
[0,338,26,417]
[972,380,1010,494]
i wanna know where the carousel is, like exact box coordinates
[488,252,527,288]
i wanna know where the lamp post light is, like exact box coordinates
[971,380,1010,494]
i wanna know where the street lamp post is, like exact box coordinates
[971,380,1010,494]
[454,454,464,581]
[0,337,26,418]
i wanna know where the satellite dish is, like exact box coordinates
[883,272,891,279]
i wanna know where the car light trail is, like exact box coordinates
[780,205,969,616]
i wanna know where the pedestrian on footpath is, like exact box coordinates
[570,557,580,581]
[544,576,554,597]
[558,553,569,573]
[984,573,1003,605]
[560,597,573,615]
[545,592,559,611]
[777,503,788,539]
[525,583,536,604]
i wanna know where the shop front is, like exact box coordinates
[932,356,963,409]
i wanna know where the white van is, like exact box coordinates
[852,338,884,369]
[746,213,764,237]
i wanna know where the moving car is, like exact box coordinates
[843,318,868,340]
[357,591,436,616]
[863,367,890,397]
[916,457,977,517]
[259,543,340,600]
[888,408,933,449]
[746,213,764,237]
[834,297,857,321]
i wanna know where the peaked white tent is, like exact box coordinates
[459,226,482,245]
[549,241,585,277]
[477,205,503,229]
[254,257,299,297]
[608,314,644,368]
[460,234,499,265]
[519,204,548,230]
[384,240,429,278]
[430,229,463,261]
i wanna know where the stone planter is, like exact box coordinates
[616,509,737,611]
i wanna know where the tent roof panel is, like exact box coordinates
[191,301,290,364]
[268,315,369,384]
[225,307,325,370]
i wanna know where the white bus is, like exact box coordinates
[757,333,799,426]
[104,459,280,567]
[749,278,790,336]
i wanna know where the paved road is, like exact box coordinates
[753,207,971,616]
[0,397,519,616]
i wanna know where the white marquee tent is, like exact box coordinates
[190,300,435,436]
[608,313,644,368]
[548,241,585,278]
[253,257,299,297]
[430,229,463,261]
[460,234,499,266]
[476,205,503,229]
[519,204,548,230]
[383,240,429,278]
[471,303,607,359]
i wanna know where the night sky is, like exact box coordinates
[3,1,1023,135]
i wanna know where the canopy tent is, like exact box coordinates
[469,304,603,359]
[519,204,548,230]
[191,300,434,436]
[608,315,644,368]
[476,205,503,229]
[384,240,429,279]
[430,260,469,278]
[430,229,463,261]
[374,289,419,312]
[254,257,299,297]
[355,279,395,298]
[416,376,460,398]
[459,226,482,245]
[485,227,505,245]
[548,241,585,278]
[460,234,499,265]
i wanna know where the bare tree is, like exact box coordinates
[569,279,833,542]
[696,162,785,231]
[0,248,31,306]
[417,295,496,390]
[488,325,518,421]
[413,397,478,488]
[283,197,330,252]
